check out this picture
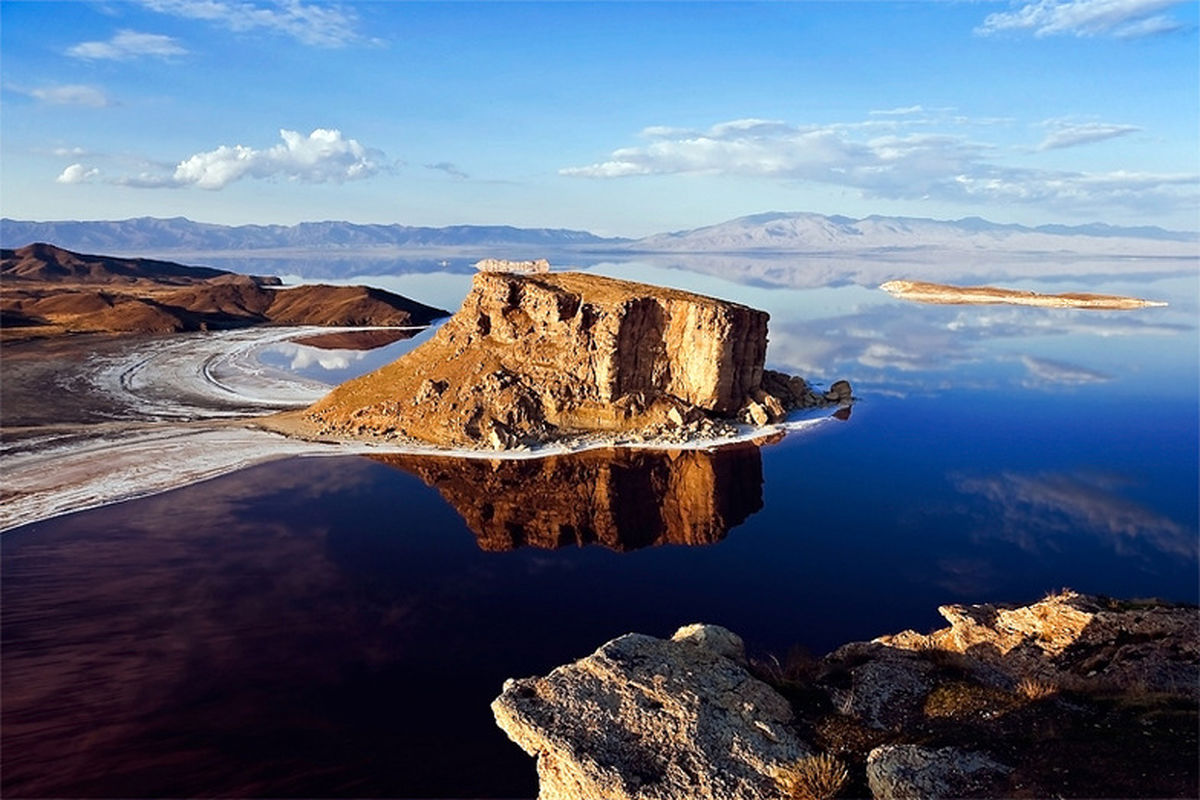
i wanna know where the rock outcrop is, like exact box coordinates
[492,624,809,800]
[306,271,846,448]
[372,444,763,551]
[495,592,1198,800]
[872,589,1199,694]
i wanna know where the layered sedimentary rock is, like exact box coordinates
[372,444,762,552]
[492,624,809,800]
[306,271,842,448]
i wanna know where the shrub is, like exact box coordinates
[775,752,849,800]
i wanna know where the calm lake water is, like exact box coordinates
[3,259,1197,798]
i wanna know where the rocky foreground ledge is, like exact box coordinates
[303,270,850,449]
[493,591,1198,799]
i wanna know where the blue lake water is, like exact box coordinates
[2,260,1196,798]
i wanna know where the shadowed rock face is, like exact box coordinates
[307,271,835,448]
[372,444,763,552]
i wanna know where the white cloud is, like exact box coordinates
[140,0,363,47]
[561,116,1197,216]
[869,105,926,116]
[56,163,101,184]
[116,128,382,189]
[68,29,187,59]
[27,85,111,107]
[1037,119,1141,150]
[975,0,1189,38]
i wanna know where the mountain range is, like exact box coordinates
[1,212,1196,260]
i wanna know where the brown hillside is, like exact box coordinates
[1,242,234,284]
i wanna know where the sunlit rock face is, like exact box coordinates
[372,445,763,552]
[306,271,828,449]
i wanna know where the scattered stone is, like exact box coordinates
[492,624,810,800]
[824,379,853,404]
[866,745,1012,800]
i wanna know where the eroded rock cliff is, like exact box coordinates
[306,271,844,448]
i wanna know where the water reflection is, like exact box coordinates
[373,444,764,552]
[292,328,418,350]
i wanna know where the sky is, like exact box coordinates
[1,0,1198,236]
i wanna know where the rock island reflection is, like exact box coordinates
[372,443,765,552]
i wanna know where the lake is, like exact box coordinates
[3,258,1196,798]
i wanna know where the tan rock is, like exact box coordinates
[474,257,552,273]
[492,624,810,800]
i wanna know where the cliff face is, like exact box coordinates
[307,271,834,448]
[372,444,763,552]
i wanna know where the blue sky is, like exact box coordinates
[2,0,1197,235]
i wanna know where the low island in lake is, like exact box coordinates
[880,279,1168,309]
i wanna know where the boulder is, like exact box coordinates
[492,624,810,800]
[866,745,1011,800]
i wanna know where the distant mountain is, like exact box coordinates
[0,217,626,254]
[626,212,1199,257]
[2,213,1195,265]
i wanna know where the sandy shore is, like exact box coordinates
[880,279,1167,309]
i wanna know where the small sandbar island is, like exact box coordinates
[880,279,1168,309]
[270,269,852,451]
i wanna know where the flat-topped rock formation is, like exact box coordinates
[305,271,844,448]
[880,279,1167,309]
[372,444,763,551]
[1,243,449,336]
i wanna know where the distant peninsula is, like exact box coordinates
[0,243,449,338]
[880,279,1167,310]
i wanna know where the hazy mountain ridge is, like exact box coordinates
[2,213,1195,261]
[0,217,626,254]
[629,212,1199,256]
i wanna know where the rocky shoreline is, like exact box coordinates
[493,591,1198,799]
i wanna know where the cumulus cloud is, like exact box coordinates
[975,0,1189,38]
[140,0,363,47]
[1038,119,1141,150]
[56,164,101,184]
[116,128,382,189]
[424,161,469,179]
[68,29,187,59]
[27,84,111,107]
[561,116,1196,216]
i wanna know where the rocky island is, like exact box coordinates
[494,591,1197,800]
[298,270,850,449]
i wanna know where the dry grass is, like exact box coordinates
[775,753,849,800]
[1017,676,1059,701]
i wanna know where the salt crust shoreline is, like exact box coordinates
[0,325,837,533]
